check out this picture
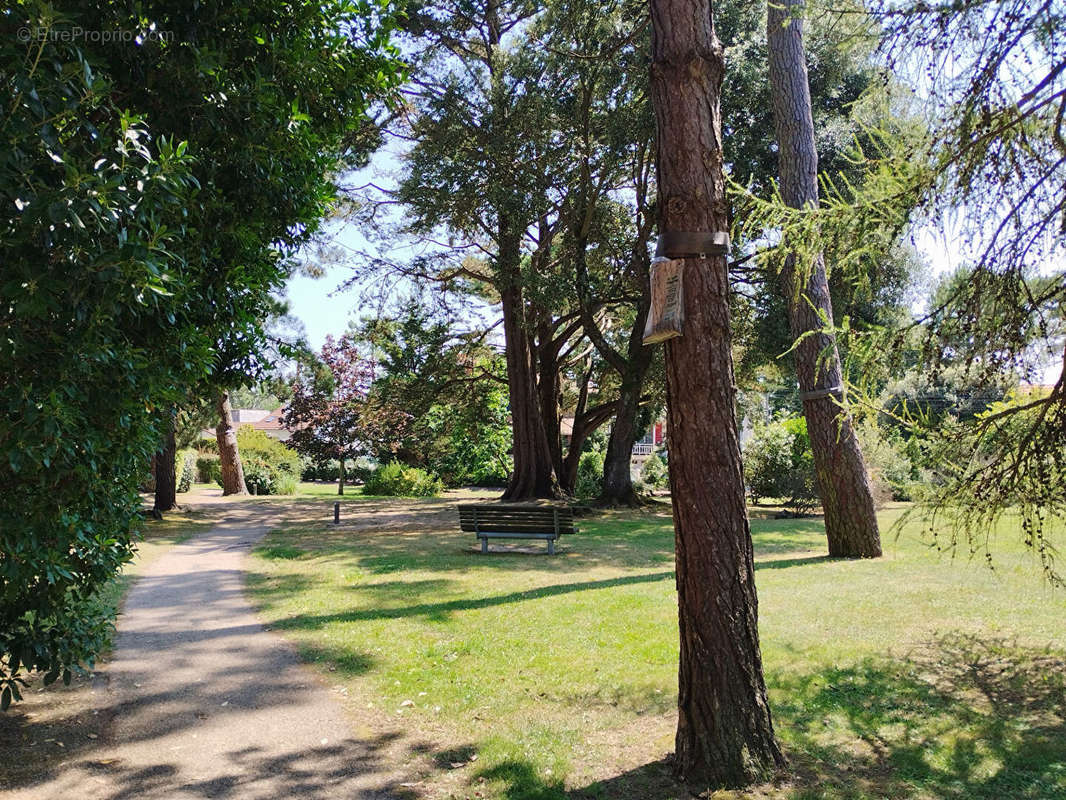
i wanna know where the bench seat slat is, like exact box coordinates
[458,507,575,514]
[476,532,557,539]
[459,518,571,526]
[458,520,575,526]
[460,525,575,535]
[458,512,574,521]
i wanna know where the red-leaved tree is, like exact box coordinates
[284,335,389,494]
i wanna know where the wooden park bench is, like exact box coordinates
[457,504,577,554]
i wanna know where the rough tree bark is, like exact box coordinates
[153,417,178,514]
[600,375,645,505]
[536,316,566,482]
[650,0,786,787]
[767,0,881,558]
[500,234,561,499]
[560,385,619,494]
[599,295,653,507]
[215,390,248,496]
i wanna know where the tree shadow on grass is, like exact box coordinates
[755,554,834,571]
[255,553,833,633]
[770,632,1066,800]
[255,509,832,580]
[436,633,1065,800]
[266,571,677,629]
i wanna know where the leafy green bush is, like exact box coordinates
[301,459,339,482]
[300,458,321,481]
[176,449,197,493]
[236,425,301,473]
[216,425,299,495]
[241,456,273,495]
[742,416,819,513]
[574,450,605,499]
[424,391,513,487]
[350,459,376,484]
[363,462,444,497]
[640,452,669,490]
[301,459,375,484]
[196,455,221,484]
[856,422,925,502]
[743,422,792,504]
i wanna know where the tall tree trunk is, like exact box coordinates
[559,434,584,495]
[767,0,881,558]
[500,260,561,500]
[536,317,565,482]
[600,297,653,507]
[650,0,785,788]
[153,416,178,514]
[338,458,345,496]
[600,375,645,506]
[558,362,592,495]
[215,390,248,496]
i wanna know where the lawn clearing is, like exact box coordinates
[246,498,1066,799]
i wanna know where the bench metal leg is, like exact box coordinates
[481,537,488,554]
[548,538,555,555]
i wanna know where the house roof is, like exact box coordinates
[248,407,287,431]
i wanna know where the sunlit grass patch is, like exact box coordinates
[247,501,1066,799]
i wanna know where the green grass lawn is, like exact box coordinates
[246,499,1066,799]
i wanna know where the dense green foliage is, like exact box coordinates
[363,462,444,497]
[640,452,669,491]
[574,449,606,500]
[349,298,513,487]
[1,0,399,702]
[176,449,197,494]
[196,454,222,485]
[742,417,819,513]
[422,393,512,487]
[222,426,300,496]
[1,7,199,708]
[855,424,923,503]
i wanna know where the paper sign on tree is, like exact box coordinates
[643,258,685,344]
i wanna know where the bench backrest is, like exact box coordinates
[457,504,577,535]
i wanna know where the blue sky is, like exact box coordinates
[284,204,964,351]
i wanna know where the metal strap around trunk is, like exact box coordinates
[655,230,731,259]
[800,385,845,402]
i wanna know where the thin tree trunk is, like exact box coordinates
[650,0,785,787]
[215,390,248,496]
[338,458,345,495]
[153,417,178,514]
[767,0,881,558]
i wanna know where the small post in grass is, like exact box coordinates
[333,502,340,526]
